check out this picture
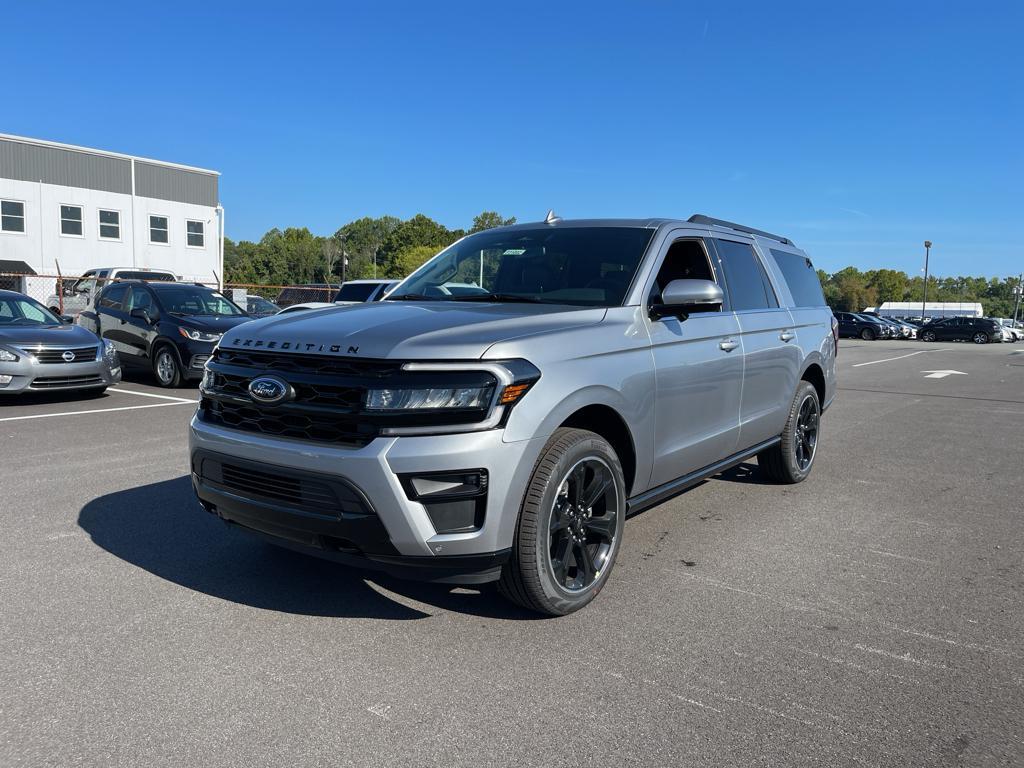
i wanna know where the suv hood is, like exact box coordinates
[221,302,607,360]
[0,323,100,349]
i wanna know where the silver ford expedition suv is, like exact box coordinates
[189,215,837,615]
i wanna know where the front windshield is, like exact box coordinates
[156,287,246,316]
[390,226,656,307]
[0,295,63,326]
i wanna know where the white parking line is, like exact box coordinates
[107,387,198,404]
[851,349,946,368]
[0,401,195,423]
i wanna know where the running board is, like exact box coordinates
[626,437,781,516]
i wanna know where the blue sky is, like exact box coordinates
[4,1,1021,276]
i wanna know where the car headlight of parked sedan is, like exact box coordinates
[179,327,223,343]
[0,347,20,362]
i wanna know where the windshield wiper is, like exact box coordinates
[449,293,550,304]
[386,293,441,301]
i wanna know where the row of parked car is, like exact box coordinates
[834,311,1022,344]
[0,275,401,395]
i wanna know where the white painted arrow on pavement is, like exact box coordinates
[920,370,968,379]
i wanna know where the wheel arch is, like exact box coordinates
[557,404,638,496]
[799,360,826,406]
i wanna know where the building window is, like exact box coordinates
[98,209,121,240]
[60,205,84,237]
[1,200,26,233]
[186,219,205,248]
[149,215,169,244]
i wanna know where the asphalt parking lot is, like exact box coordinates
[2,342,1022,767]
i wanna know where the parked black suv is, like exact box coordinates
[833,311,887,340]
[79,282,253,386]
[918,316,1003,344]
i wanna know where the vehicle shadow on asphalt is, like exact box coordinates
[77,475,540,622]
[713,462,774,485]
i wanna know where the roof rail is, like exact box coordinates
[687,214,791,245]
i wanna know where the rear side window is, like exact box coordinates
[99,283,129,310]
[336,283,378,302]
[714,239,778,311]
[770,249,826,307]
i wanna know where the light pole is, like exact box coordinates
[1013,273,1023,326]
[921,240,932,321]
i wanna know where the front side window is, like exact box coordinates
[649,238,723,310]
[1,199,26,232]
[0,295,60,325]
[150,215,169,244]
[155,287,245,316]
[127,287,153,312]
[714,239,778,311]
[186,220,205,248]
[99,209,121,240]
[391,226,655,307]
[60,205,83,236]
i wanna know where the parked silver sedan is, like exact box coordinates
[0,290,121,395]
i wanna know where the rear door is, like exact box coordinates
[94,283,133,361]
[711,237,800,449]
[122,286,158,364]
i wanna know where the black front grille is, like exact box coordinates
[199,348,495,445]
[32,346,98,364]
[31,375,104,389]
[201,399,377,446]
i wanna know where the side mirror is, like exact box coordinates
[130,307,155,324]
[650,279,724,320]
[61,314,75,324]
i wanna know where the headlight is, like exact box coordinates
[366,385,494,411]
[178,327,222,342]
[0,349,18,362]
[103,339,116,354]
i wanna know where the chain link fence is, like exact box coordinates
[1,273,341,317]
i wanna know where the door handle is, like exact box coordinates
[719,339,739,352]
[780,331,795,342]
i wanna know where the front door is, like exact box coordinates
[644,233,743,487]
[95,283,135,362]
[711,237,800,449]
[123,286,158,364]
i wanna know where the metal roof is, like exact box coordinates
[0,133,219,176]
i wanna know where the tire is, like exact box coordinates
[758,381,821,484]
[860,328,875,341]
[972,332,988,345]
[152,345,183,387]
[499,428,626,616]
[921,330,936,342]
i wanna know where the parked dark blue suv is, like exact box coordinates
[79,281,253,386]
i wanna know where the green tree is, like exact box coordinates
[333,216,402,280]
[388,244,439,279]
[469,211,517,233]
[378,214,458,276]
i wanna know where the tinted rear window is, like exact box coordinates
[770,249,826,307]
[714,239,778,311]
[116,271,175,282]
[335,283,378,302]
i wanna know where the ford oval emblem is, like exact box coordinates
[248,376,290,404]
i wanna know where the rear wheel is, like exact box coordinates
[759,381,820,484]
[921,330,936,342]
[972,332,988,344]
[499,428,625,616]
[860,328,875,340]
[153,346,183,387]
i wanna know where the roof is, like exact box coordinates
[879,301,983,310]
[488,215,797,246]
[0,260,37,275]
[0,132,219,176]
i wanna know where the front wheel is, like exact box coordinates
[972,332,988,344]
[921,330,936,342]
[759,381,821,484]
[152,346,183,387]
[499,428,625,616]
[860,328,876,341]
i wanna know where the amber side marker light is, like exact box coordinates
[499,383,532,405]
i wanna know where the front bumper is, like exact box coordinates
[0,352,120,394]
[188,415,548,583]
